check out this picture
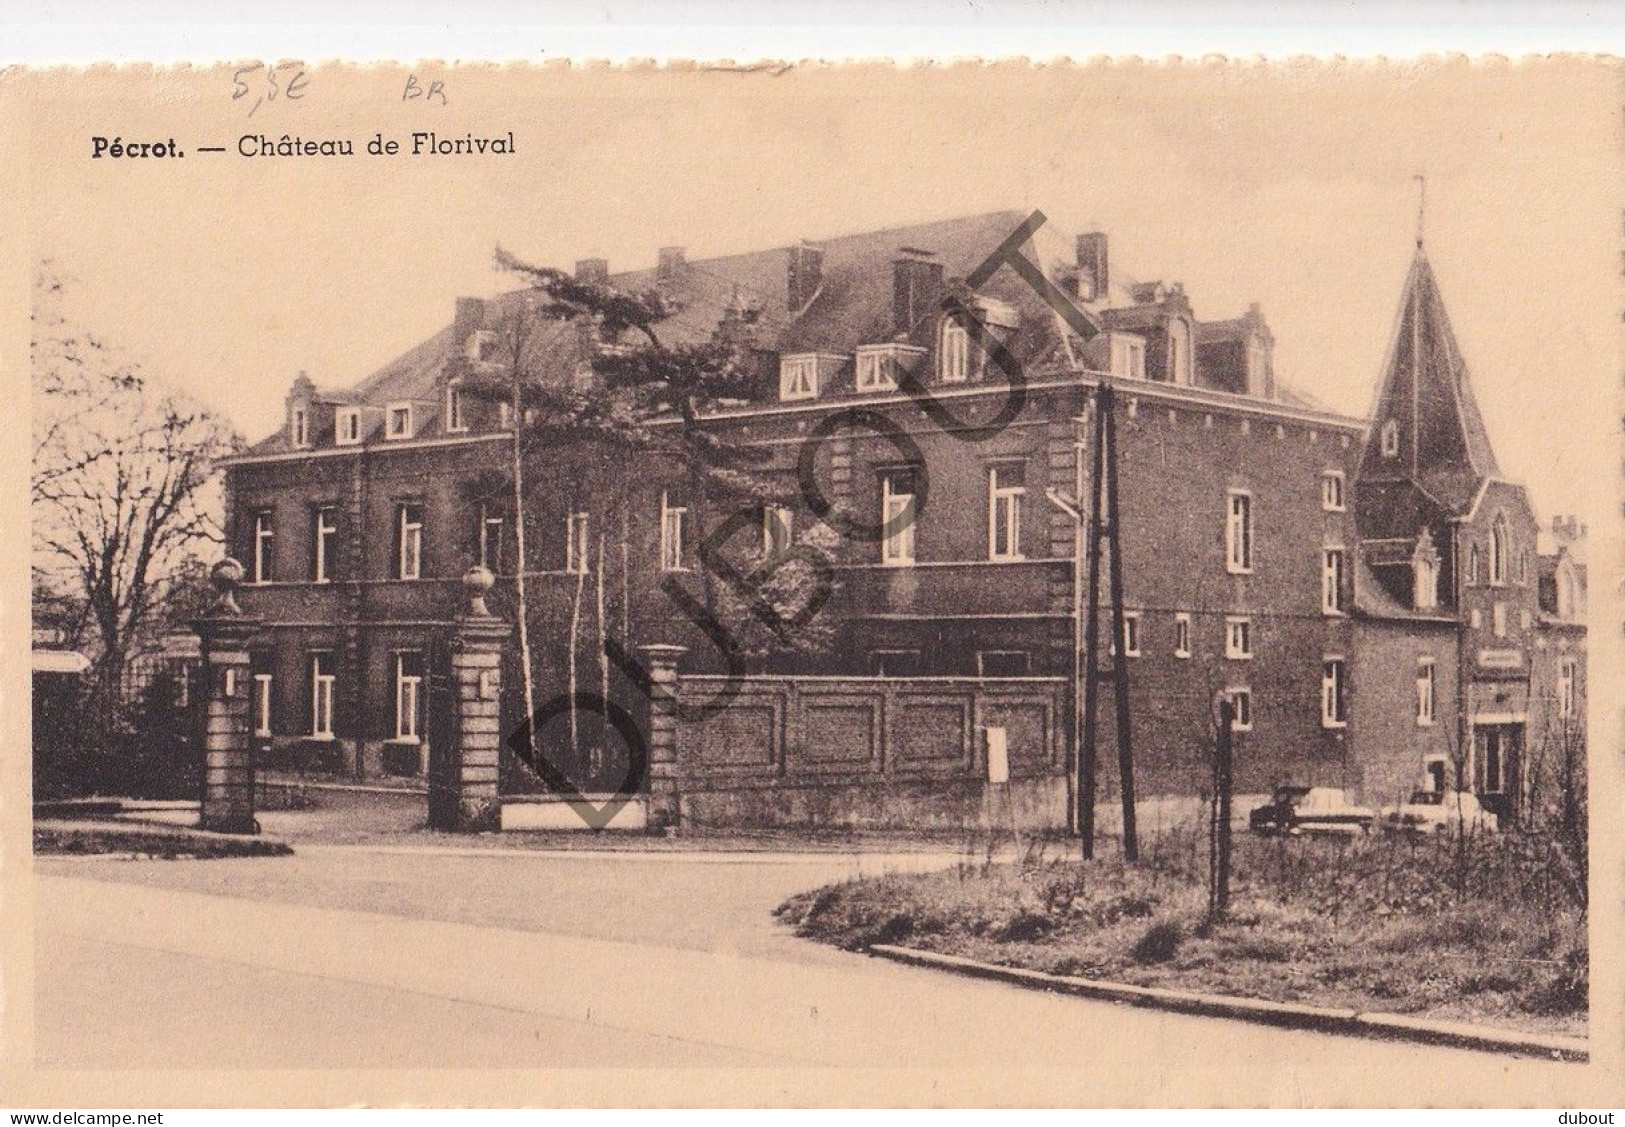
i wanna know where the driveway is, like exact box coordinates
[31,842,1593,1101]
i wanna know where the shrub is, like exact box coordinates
[1132,918,1183,964]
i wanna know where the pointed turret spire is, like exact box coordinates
[1358,246,1501,516]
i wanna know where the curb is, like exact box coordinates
[868,944,1588,1063]
[34,819,295,860]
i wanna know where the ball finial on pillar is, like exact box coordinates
[208,558,246,616]
[463,565,496,617]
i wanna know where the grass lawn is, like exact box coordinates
[777,828,1587,1038]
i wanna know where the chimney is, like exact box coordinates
[657,246,686,282]
[453,297,486,346]
[575,258,609,285]
[893,248,944,337]
[787,242,824,312]
[1130,280,1164,305]
[1075,232,1109,301]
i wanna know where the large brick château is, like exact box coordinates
[221,211,1585,828]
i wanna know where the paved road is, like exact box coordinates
[33,847,1590,1099]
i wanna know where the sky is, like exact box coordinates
[26,60,1620,525]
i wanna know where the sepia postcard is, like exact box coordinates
[1,55,1621,1109]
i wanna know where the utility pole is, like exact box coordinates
[1046,414,1088,843]
[1053,382,1138,861]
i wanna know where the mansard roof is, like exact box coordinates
[246,210,1324,454]
[1357,249,1501,514]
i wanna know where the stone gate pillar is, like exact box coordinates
[430,566,507,832]
[639,644,686,833]
[193,559,261,835]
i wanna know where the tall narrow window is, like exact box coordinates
[252,510,275,584]
[1559,658,1578,718]
[1173,613,1191,658]
[763,504,793,558]
[1380,419,1399,458]
[1322,658,1347,728]
[881,470,917,566]
[660,492,688,572]
[566,511,591,574]
[478,505,505,574]
[988,463,1026,561]
[291,406,309,448]
[1321,471,1345,512]
[395,503,423,580]
[1468,544,1481,586]
[1490,514,1509,586]
[1225,616,1253,660]
[253,672,273,737]
[1226,687,1253,731]
[312,506,337,584]
[939,320,970,383]
[1322,548,1347,615]
[1168,319,1192,385]
[1110,334,1146,379]
[1225,490,1253,573]
[394,652,424,741]
[497,401,514,429]
[1416,658,1436,726]
[446,383,467,432]
[310,652,335,738]
[1492,601,1508,638]
[1414,552,1440,610]
[1122,612,1141,657]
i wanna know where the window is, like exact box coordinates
[1492,601,1508,638]
[1322,658,1347,728]
[253,673,273,737]
[870,649,921,677]
[1468,544,1481,586]
[446,383,467,432]
[779,354,819,401]
[1380,419,1399,458]
[312,506,337,583]
[386,402,414,440]
[660,492,688,572]
[252,510,275,584]
[1559,658,1578,718]
[1490,514,1509,586]
[497,401,514,429]
[1168,320,1192,385]
[566,511,590,574]
[977,650,1030,677]
[1322,548,1347,615]
[1416,659,1436,726]
[1246,336,1268,393]
[1111,612,1142,658]
[1110,334,1146,379]
[336,407,362,446]
[856,346,898,392]
[1225,687,1253,731]
[1414,552,1440,610]
[1225,490,1253,573]
[394,652,424,741]
[290,405,309,448]
[395,503,423,580]
[1225,616,1253,660]
[310,652,335,738]
[881,470,917,566]
[988,462,1026,561]
[478,505,505,574]
[467,330,497,362]
[1173,613,1191,658]
[939,320,970,383]
[763,504,793,558]
[1321,471,1345,512]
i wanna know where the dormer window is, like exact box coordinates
[336,407,363,446]
[290,405,309,449]
[445,383,467,433]
[1380,419,1400,458]
[779,354,819,401]
[467,330,498,362]
[1412,529,1441,610]
[386,402,414,441]
[1168,319,1193,385]
[939,320,970,383]
[1109,333,1146,380]
[856,346,899,392]
[1246,335,1269,393]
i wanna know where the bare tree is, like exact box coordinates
[31,263,240,733]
